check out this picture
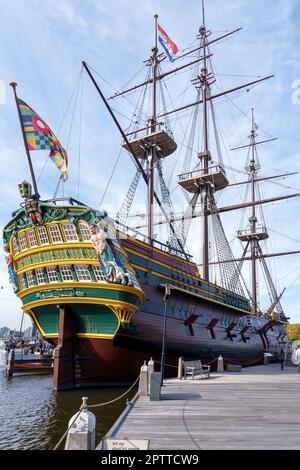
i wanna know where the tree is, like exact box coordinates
[286,324,300,341]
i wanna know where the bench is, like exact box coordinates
[183,360,211,379]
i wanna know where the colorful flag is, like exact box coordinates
[17,98,68,180]
[157,24,179,62]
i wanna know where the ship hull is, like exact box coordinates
[50,325,265,390]
[49,287,280,389]
[29,276,283,389]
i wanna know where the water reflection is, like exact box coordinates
[0,366,136,450]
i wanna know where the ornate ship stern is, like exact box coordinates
[3,184,144,389]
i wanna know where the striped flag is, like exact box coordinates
[157,24,179,62]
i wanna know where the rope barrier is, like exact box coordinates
[53,374,140,450]
[202,358,218,365]
[87,374,140,409]
[223,356,263,366]
[153,359,178,369]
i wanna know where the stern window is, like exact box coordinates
[75,264,91,281]
[26,270,35,287]
[27,230,38,248]
[92,265,105,282]
[49,225,62,243]
[62,224,79,242]
[37,227,49,245]
[78,222,91,242]
[19,273,26,289]
[19,233,27,251]
[46,266,58,283]
[36,268,45,284]
[12,237,20,254]
[59,265,73,281]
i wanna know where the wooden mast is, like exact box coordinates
[199,0,210,281]
[10,82,40,199]
[250,108,258,314]
[147,14,159,244]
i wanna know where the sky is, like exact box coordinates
[0,0,300,329]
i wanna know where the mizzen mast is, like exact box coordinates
[236,110,286,319]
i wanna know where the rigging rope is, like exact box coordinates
[99,146,124,207]
[77,72,84,200]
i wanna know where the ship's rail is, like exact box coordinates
[115,220,193,260]
[178,165,227,182]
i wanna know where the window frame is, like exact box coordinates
[62,223,79,242]
[18,232,28,251]
[49,225,63,244]
[12,237,20,254]
[92,265,106,282]
[46,266,58,283]
[37,227,49,245]
[27,229,38,248]
[26,270,35,287]
[59,265,74,282]
[75,264,91,281]
[35,268,45,284]
[78,222,91,242]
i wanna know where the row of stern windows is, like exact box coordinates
[11,222,91,255]
[19,264,105,290]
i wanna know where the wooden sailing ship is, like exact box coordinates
[3,2,299,389]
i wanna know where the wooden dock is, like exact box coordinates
[99,364,300,450]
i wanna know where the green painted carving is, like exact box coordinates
[35,288,86,300]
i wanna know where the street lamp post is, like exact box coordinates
[160,284,171,385]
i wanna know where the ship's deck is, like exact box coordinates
[99,364,300,450]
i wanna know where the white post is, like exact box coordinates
[147,358,154,394]
[178,357,183,380]
[65,397,96,450]
[217,355,224,372]
[138,361,148,396]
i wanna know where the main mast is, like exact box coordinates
[147,14,159,243]
[199,1,210,280]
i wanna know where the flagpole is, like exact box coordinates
[10,82,40,199]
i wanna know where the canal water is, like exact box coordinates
[0,365,136,450]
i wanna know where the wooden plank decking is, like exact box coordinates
[100,364,300,450]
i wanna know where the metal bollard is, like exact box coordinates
[217,355,224,372]
[138,361,148,396]
[147,358,154,394]
[178,357,183,380]
[65,397,96,450]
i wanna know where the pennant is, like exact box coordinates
[17,98,68,180]
[157,24,179,62]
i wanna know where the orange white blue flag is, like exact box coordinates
[17,98,68,181]
[157,24,179,62]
